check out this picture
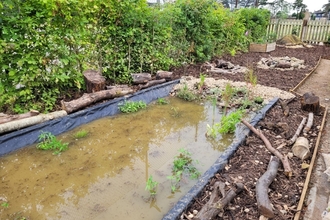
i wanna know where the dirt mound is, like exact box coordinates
[276,35,304,46]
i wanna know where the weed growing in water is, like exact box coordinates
[118,100,147,113]
[74,129,89,139]
[218,109,243,134]
[221,83,234,115]
[1,202,9,208]
[198,73,206,91]
[156,97,169,105]
[167,148,201,192]
[36,131,69,155]
[170,107,181,118]
[177,84,197,101]
[145,175,158,197]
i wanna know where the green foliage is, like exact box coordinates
[74,129,89,139]
[118,100,147,113]
[170,107,182,118]
[245,69,257,87]
[198,74,206,91]
[1,202,9,208]
[218,109,243,134]
[36,132,69,155]
[254,96,264,104]
[156,97,169,105]
[221,83,234,115]
[177,84,197,101]
[167,148,200,192]
[145,175,158,197]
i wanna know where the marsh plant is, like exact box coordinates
[198,73,206,92]
[170,107,181,118]
[118,100,147,113]
[156,97,169,105]
[176,84,197,101]
[145,175,158,197]
[74,129,89,139]
[1,202,9,208]
[37,132,69,155]
[167,148,201,192]
[221,83,234,115]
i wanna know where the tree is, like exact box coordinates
[266,0,292,18]
[293,0,307,19]
[323,0,330,14]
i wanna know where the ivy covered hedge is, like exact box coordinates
[0,0,270,113]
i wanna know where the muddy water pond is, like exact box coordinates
[0,97,234,220]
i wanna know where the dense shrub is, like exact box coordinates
[0,0,270,113]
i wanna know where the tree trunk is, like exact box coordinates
[256,156,280,218]
[0,111,67,134]
[301,92,320,114]
[139,79,166,89]
[61,88,134,113]
[0,110,39,124]
[131,73,152,84]
[83,69,106,93]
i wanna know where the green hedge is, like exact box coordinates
[0,0,270,113]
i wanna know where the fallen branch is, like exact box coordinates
[241,119,292,178]
[139,79,166,89]
[287,117,307,145]
[194,181,244,220]
[0,110,40,124]
[303,112,314,133]
[61,88,134,113]
[256,156,280,218]
[279,98,292,117]
[0,110,67,134]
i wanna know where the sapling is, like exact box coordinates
[145,175,158,197]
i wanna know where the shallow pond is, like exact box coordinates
[0,97,234,220]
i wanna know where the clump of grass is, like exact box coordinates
[254,96,264,104]
[36,131,69,155]
[218,109,243,134]
[145,175,158,197]
[177,84,197,101]
[118,100,147,113]
[167,148,201,192]
[156,97,169,105]
[198,73,206,91]
[221,83,234,115]
[1,202,9,208]
[170,107,181,118]
[74,129,89,139]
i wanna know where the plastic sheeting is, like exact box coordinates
[162,97,279,220]
[0,80,180,156]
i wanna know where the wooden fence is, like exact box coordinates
[267,19,330,44]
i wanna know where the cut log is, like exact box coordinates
[241,119,292,178]
[301,92,320,114]
[106,85,129,90]
[83,70,106,93]
[0,110,39,124]
[139,79,166,89]
[303,112,314,133]
[256,156,280,218]
[131,73,151,84]
[287,117,307,145]
[0,111,67,134]
[292,137,310,160]
[194,181,244,220]
[156,71,173,81]
[276,62,291,69]
[61,88,134,113]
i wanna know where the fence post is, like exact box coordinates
[300,11,311,42]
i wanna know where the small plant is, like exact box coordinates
[170,107,181,118]
[118,100,147,113]
[198,73,206,91]
[74,129,89,139]
[254,96,264,104]
[36,132,69,155]
[1,202,9,208]
[218,109,243,134]
[177,84,197,101]
[156,97,169,105]
[221,83,234,115]
[145,175,158,197]
[206,124,217,138]
[245,69,257,87]
[167,148,201,192]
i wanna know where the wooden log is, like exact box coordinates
[287,117,307,145]
[0,111,67,134]
[131,73,151,84]
[241,119,292,178]
[256,156,280,218]
[0,110,40,124]
[301,92,320,114]
[194,182,244,220]
[303,112,314,133]
[106,85,129,90]
[61,88,134,113]
[139,79,166,89]
[276,62,291,69]
[156,71,173,81]
[83,70,106,93]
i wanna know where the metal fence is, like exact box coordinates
[267,19,330,44]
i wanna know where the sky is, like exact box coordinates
[287,0,327,12]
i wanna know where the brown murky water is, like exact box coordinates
[0,97,233,220]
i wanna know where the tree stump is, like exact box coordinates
[83,70,106,93]
[301,92,320,114]
[131,73,151,84]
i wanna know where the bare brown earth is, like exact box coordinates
[170,45,330,220]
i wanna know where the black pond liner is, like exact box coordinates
[162,97,279,220]
[0,79,180,156]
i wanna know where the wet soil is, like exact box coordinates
[170,45,330,220]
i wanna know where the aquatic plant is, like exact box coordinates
[1,202,9,208]
[36,131,69,155]
[198,73,206,91]
[218,109,243,134]
[170,107,181,118]
[118,100,147,113]
[221,83,234,115]
[176,84,197,101]
[145,175,158,197]
[156,97,169,105]
[74,129,89,139]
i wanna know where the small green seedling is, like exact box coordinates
[198,74,206,91]
[1,202,9,208]
[218,109,243,134]
[74,129,89,139]
[118,100,147,113]
[177,84,197,101]
[145,175,158,197]
[156,98,169,105]
[37,131,69,155]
